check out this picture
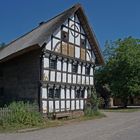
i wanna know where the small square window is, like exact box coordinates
[80,89,85,98]
[54,89,60,98]
[76,89,81,98]
[80,39,86,48]
[48,88,54,98]
[50,59,57,69]
[72,64,78,73]
[85,66,90,75]
[61,31,69,42]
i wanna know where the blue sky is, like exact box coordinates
[0,0,139,49]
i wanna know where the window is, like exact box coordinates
[61,31,69,42]
[76,88,85,98]
[72,63,78,73]
[48,88,54,98]
[81,89,85,98]
[80,38,86,48]
[54,88,60,98]
[85,66,90,75]
[76,89,81,98]
[50,59,57,69]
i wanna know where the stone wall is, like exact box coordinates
[0,48,42,106]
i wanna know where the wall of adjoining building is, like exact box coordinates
[0,48,41,106]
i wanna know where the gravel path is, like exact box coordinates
[0,111,140,140]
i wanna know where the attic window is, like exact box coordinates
[80,39,86,48]
[61,31,69,42]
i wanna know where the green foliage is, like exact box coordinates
[84,107,101,117]
[85,89,102,117]
[88,89,100,111]
[0,102,44,129]
[96,37,140,107]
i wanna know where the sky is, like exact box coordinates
[0,0,140,50]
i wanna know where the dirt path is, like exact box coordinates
[0,111,140,140]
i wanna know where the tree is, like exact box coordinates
[96,37,140,108]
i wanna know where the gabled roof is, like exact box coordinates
[0,3,104,65]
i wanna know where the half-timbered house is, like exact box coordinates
[0,4,104,115]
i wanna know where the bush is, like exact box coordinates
[0,102,44,128]
[84,107,101,117]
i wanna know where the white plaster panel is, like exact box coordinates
[82,76,85,85]
[43,58,49,68]
[61,101,65,111]
[45,38,51,50]
[66,101,70,110]
[68,74,72,83]
[42,101,47,113]
[57,72,61,82]
[86,40,91,49]
[81,27,85,34]
[69,20,75,30]
[75,46,80,58]
[42,88,47,99]
[69,29,74,43]
[86,50,91,61]
[85,89,88,98]
[75,15,80,23]
[80,100,84,109]
[57,60,61,71]
[50,71,55,81]
[49,101,53,112]
[63,26,68,32]
[63,19,68,27]
[75,34,80,46]
[61,89,65,99]
[68,63,72,72]
[71,100,75,110]
[66,89,70,99]
[52,38,60,51]
[44,70,49,81]
[76,100,79,109]
[78,65,81,74]
[55,101,59,112]
[90,68,94,76]
[86,76,90,85]
[71,89,75,99]
[53,27,61,39]
[63,62,67,71]
[90,77,94,85]
[82,66,85,75]
[77,75,81,84]
[73,74,76,84]
[62,73,67,83]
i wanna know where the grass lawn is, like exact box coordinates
[102,108,140,113]
[0,111,105,133]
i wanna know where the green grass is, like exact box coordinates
[102,108,140,113]
[0,110,105,133]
